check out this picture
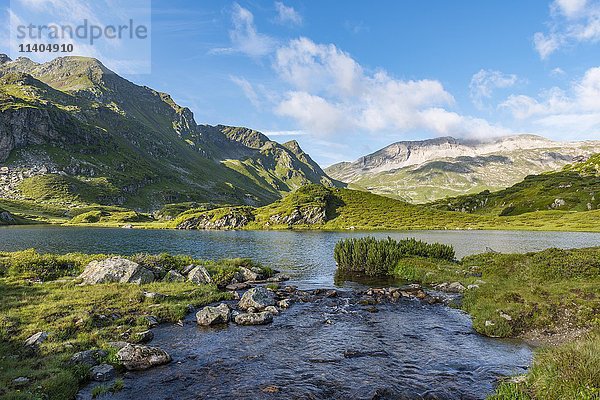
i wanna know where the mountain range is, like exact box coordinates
[325,135,600,203]
[0,55,336,210]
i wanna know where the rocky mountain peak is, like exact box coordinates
[0,54,11,65]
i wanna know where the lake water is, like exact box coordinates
[1,226,599,287]
[2,227,598,399]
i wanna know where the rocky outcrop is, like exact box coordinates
[196,303,231,326]
[176,207,254,230]
[78,257,155,285]
[24,331,48,348]
[268,206,327,226]
[116,344,171,370]
[0,210,15,224]
[238,287,276,311]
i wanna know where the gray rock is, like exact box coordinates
[24,331,48,347]
[132,330,154,343]
[234,311,273,325]
[78,257,154,285]
[435,282,466,293]
[163,270,185,282]
[264,305,279,315]
[277,299,291,309]
[234,267,261,282]
[12,377,29,386]
[143,291,166,300]
[116,344,171,370]
[187,265,212,284]
[196,303,231,326]
[226,282,250,291]
[69,349,107,367]
[90,364,116,382]
[267,273,290,283]
[238,287,275,311]
[467,284,480,290]
[107,341,129,350]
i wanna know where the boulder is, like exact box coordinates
[234,311,273,326]
[142,315,159,327]
[69,349,107,367]
[90,364,116,382]
[234,267,262,282]
[187,265,212,284]
[116,344,171,370]
[435,282,466,293]
[24,331,48,348]
[163,270,185,282]
[78,257,154,285]
[264,305,279,315]
[196,303,231,326]
[238,287,275,311]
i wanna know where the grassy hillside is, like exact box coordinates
[171,184,600,232]
[431,154,600,216]
[0,56,336,211]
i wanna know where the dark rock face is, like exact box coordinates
[90,364,116,382]
[176,207,255,230]
[269,206,327,225]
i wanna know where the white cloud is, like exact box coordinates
[230,75,261,108]
[274,2,302,26]
[551,67,566,75]
[212,3,277,57]
[272,37,512,139]
[534,0,600,59]
[469,69,518,109]
[500,66,600,137]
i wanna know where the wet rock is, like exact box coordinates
[69,349,107,367]
[262,385,280,394]
[277,299,291,309]
[116,344,171,370]
[196,303,231,326]
[90,364,116,382]
[226,282,250,291]
[24,331,48,348]
[163,270,185,282]
[234,311,273,325]
[238,287,275,311]
[325,289,338,298]
[264,305,279,315]
[78,257,154,285]
[187,265,212,284]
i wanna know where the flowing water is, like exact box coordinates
[2,227,599,399]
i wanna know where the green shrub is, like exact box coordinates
[334,237,455,276]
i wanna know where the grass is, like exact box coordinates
[0,250,272,400]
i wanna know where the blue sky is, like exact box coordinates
[2,0,600,166]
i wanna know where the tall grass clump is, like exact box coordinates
[334,237,455,276]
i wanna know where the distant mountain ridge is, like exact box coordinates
[326,135,600,203]
[0,55,337,210]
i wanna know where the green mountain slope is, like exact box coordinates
[172,184,600,232]
[326,136,600,203]
[0,55,336,211]
[430,154,600,216]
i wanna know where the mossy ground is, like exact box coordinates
[0,250,270,400]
